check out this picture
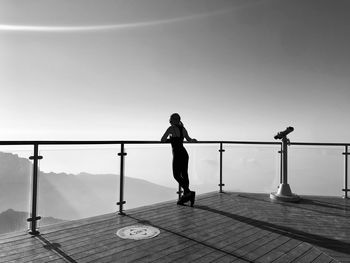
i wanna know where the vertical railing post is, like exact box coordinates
[117,143,127,215]
[343,145,349,198]
[279,144,283,184]
[27,143,42,235]
[219,143,225,193]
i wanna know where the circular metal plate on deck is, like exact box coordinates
[116,225,160,240]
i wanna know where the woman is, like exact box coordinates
[161,113,197,206]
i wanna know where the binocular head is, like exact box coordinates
[274,126,294,140]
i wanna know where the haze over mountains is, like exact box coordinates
[0,151,176,234]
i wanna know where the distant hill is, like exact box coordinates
[0,209,65,235]
[0,151,177,229]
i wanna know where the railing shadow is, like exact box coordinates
[300,198,350,211]
[237,194,350,218]
[36,235,77,263]
[194,204,350,255]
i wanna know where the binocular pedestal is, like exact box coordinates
[270,134,300,202]
[270,183,300,202]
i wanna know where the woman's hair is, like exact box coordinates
[170,113,183,126]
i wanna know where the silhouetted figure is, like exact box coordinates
[161,113,197,206]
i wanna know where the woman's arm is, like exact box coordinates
[183,128,197,142]
[161,127,172,142]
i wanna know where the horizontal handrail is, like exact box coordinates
[290,142,350,147]
[1,140,350,146]
[0,140,280,146]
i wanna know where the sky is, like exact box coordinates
[1,0,350,143]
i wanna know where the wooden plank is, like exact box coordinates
[0,233,29,244]
[3,250,61,263]
[211,254,248,263]
[151,243,212,263]
[296,247,324,263]
[238,234,290,262]
[319,249,350,263]
[190,249,235,263]
[256,238,302,263]
[230,232,280,262]
[311,253,333,263]
[126,238,195,263]
[272,243,313,263]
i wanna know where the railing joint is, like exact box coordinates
[27,216,41,222]
[28,230,40,236]
[29,156,43,160]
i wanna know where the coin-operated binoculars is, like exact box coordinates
[270,127,300,202]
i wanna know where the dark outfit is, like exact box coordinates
[170,125,190,194]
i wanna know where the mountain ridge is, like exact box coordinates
[0,151,177,234]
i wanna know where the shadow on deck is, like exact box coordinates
[0,192,349,263]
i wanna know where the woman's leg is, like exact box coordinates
[179,149,195,206]
[173,156,185,189]
[173,152,190,194]
[180,150,190,194]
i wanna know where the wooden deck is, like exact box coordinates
[0,192,349,263]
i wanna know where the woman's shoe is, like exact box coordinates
[177,192,191,205]
[177,197,185,205]
[177,194,188,205]
[189,191,196,207]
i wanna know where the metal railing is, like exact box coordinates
[290,141,350,199]
[0,139,349,235]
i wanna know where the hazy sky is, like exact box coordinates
[1,0,350,142]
